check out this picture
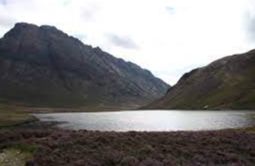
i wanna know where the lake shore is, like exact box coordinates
[0,119,255,166]
[1,106,255,166]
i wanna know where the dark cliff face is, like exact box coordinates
[146,50,255,110]
[0,22,169,109]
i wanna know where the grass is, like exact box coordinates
[0,102,254,165]
[0,145,35,166]
[0,104,38,165]
[0,128,254,166]
[150,61,255,110]
[0,104,36,128]
[0,104,254,165]
[237,126,255,133]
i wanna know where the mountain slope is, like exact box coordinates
[0,22,169,109]
[146,50,255,110]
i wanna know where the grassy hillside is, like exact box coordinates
[0,104,36,128]
[146,50,255,110]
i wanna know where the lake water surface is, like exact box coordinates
[35,110,255,131]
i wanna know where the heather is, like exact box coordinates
[0,128,254,166]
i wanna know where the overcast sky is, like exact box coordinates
[0,0,255,84]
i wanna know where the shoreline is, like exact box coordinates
[0,119,255,165]
[1,108,255,165]
[0,125,254,165]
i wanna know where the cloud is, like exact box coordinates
[73,33,87,41]
[0,0,6,5]
[245,15,255,42]
[0,0,254,84]
[0,15,16,28]
[79,2,100,21]
[244,0,255,42]
[106,34,139,49]
[165,6,175,15]
[61,0,72,6]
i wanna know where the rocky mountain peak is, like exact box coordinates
[0,22,169,109]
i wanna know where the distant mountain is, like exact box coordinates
[0,22,169,109]
[146,50,255,110]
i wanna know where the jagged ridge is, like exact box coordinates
[0,22,169,109]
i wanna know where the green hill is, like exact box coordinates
[146,50,255,110]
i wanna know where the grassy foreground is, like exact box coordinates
[0,105,37,166]
[0,106,255,166]
[0,127,254,166]
[0,148,34,166]
[0,104,36,128]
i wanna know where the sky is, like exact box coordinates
[0,0,255,85]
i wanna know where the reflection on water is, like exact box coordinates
[35,110,255,131]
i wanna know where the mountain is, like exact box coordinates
[146,50,255,110]
[0,22,169,109]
